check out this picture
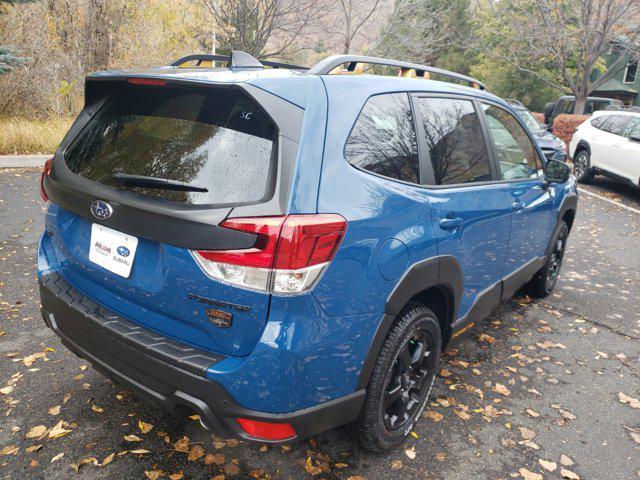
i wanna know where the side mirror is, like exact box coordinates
[539,122,548,130]
[544,159,570,184]
[629,135,640,143]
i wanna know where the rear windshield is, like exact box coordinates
[65,85,277,205]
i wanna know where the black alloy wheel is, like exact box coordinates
[383,330,437,431]
[529,220,569,297]
[545,226,568,291]
[351,304,441,452]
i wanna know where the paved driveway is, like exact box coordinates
[1,169,639,480]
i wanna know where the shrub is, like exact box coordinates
[552,114,590,157]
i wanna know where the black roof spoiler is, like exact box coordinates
[170,51,307,70]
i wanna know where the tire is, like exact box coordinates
[528,221,569,298]
[351,304,441,452]
[573,149,593,183]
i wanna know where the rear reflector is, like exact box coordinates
[236,418,296,441]
[192,214,347,294]
[127,77,167,86]
[40,157,53,202]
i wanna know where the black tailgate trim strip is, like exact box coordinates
[43,167,258,251]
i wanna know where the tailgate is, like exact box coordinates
[41,79,302,357]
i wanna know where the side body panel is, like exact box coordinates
[425,184,511,320]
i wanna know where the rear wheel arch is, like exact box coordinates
[406,286,454,350]
[356,256,462,390]
[574,140,590,156]
[557,194,578,235]
[561,208,576,232]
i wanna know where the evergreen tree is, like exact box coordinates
[0,0,33,74]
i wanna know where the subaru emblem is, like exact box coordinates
[90,200,113,220]
[117,246,130,257]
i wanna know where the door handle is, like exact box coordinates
[613,143,621,148]
[512,201,525,211]
[439,217,463,230]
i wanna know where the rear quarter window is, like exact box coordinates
[65,85,277,205]
[345,93,420,184]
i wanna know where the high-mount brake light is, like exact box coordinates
[40,158,53,202]
[127,77,167,86]
[192,214,347,294]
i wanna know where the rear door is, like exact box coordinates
[596,114,632,176]
[620,117,640,183]
[479,102,554,296]
[414,95,512,322]
[43,80,296,357]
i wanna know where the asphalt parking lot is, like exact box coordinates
[1,169,639,480]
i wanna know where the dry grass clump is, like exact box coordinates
[0,117,73,155]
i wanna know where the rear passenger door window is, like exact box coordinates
[591,116,610,130]
[415,97,492,185]
[345,93,419,184]
[482,104,542,180]
[601,115,631,136]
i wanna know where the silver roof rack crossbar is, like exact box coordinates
[308,54,487,90]
[170,51,308,70]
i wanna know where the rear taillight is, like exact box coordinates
[192,214,347,295]
[40,158,53,202]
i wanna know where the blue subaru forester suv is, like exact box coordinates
[38,52,577,452]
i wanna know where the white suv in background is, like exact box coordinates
[570,110,640,186]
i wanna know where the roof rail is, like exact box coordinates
[170,51,308,70]
[307,54,487,90]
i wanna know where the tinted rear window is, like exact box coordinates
[65,86,277,205]
[601,115,630,135]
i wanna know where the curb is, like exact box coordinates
[0,155,51,169]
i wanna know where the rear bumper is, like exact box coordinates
[38,273,365,443]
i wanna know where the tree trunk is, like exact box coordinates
[573,93,587,115]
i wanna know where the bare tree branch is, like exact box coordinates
[203,0,327,59]
[475,0,640,113]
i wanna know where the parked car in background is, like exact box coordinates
[546,95,624,129]
[570,110,640,186]
[507,100,567,162]
[38,51,577,453]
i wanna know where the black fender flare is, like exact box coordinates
[556,191,578,230]
[356,255,463,389]
[543,192,578,261]
[385,255,462,319]
[574,139,590,155]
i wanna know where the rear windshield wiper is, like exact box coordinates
[111,173,208,193]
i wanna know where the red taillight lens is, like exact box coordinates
[275,215,347,270]
[40,158,53,202]
[127,77,166,86]
[236,418,296,441]
[193,214,347,294]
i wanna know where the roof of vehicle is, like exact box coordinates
[557,94,621,103]
[591,109,640,118]
[88,51,506,110]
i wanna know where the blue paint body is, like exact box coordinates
[38,67,576,414]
